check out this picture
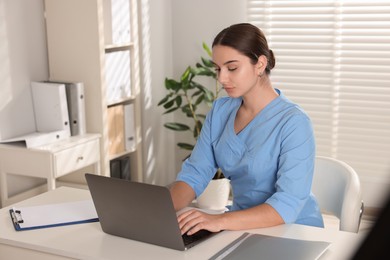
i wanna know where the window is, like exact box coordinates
[247,0,390,196]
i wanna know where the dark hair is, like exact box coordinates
[212,23,275,75]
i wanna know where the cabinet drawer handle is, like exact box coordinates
[77,156,84,161]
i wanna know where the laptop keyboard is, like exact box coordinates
[182,229,213,246]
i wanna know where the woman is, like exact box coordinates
[169,23,324,236]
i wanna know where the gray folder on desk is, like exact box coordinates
[210,232,330,260]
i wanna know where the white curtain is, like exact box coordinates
[247,0,390,201]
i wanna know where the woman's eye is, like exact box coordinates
[228,67,237,72]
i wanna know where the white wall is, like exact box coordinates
[0,0,48,140]
[140,0,177,185]
[0,0,49,196]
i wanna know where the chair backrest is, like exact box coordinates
[312,156,364,233]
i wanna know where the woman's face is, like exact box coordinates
[212,45,262,98]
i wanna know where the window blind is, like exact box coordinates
[247,1,390,184]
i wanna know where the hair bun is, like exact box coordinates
[267,49,276,71]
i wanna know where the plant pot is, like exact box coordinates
[196,178,230,211]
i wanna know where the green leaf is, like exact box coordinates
[177,143,194,150]
[191,66,214,77]
[191,90,203,98]
[194,94,204,106]
[181,67,191,83]
[205,67,217,78]
[163,106,180,114]
[190,66,202,76]
[203,68,217,78]
[175,96,182,107]
[196,119,203,130]
[201,57,214,68]
[195,62,203,68]
[191,84,214,106]
[181,104,195,117]
[196,114,206,120]
[165,78,180,91]
[203,42,212,57]
[191,81,207,92]
[157,95,170,106]
[163,99,175,109]
[194,84,214,100]
[193,120,203,138]
[164,122,190,131]
[204,89,215,102]
[188,80,199,90]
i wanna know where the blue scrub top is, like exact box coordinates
[176,89,324,227]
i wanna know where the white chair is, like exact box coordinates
[312,156,364,233]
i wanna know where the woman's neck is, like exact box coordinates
[241,76,279,115]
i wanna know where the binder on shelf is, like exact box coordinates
[108,105,125,155]
[103,0,131,45]
[9,200,98,231]
[110,156,131,180]
[105,50,131,104]
[120,156,131,180]
[124,103,136,151]
[111,0,131,44]
[0,82,71,148]
[31,82,71,136]
[47,81,87,136]
[110,158,122,179]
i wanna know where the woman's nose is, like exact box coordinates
[218,70,228,84]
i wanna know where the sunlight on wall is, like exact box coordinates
[0,1,13,115]
[139,0,156,183]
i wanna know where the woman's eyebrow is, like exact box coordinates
[211,60,239,66]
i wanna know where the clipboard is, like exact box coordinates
[9,200,99,231]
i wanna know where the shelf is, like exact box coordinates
[45,0,143,182]
[105,43,133,53]
[107,95,136,107]
[109,148,136,161]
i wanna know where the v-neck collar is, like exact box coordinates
[229,89,283,137]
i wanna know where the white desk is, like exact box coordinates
[0,187,366,260]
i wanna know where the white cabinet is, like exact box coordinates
[53,139,100,177]
[44,0,143,181]
[0,134,101,207]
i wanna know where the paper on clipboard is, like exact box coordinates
[9,199,99,231]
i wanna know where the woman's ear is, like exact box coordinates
[257,55,267,76]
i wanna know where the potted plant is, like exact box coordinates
[158,43,230,210]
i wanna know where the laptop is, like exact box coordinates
[85,173,219,251]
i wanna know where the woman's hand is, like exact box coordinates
[177,209,225,235]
